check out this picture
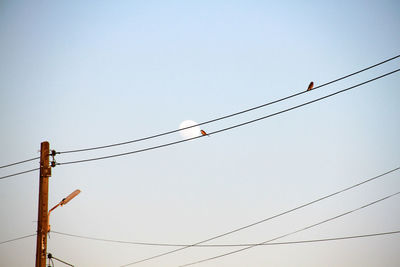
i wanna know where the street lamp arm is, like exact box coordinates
[49,203,60,213]
[47,190,81,233]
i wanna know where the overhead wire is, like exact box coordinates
[258,230,400,246]
[51,230,400,248]
[57,68,400,166]
[118,165,400,266]
[1,55,399,170]
[0,55,396,264]
[49,257,55,267]
[211,68,400,136]
[0,168,40,180]
[56,54,400,155]
[48,253,75,267]
[0,234,36,245]
[177,191,400,267]
[0,156,40,169]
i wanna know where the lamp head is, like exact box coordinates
[60,189,81,206]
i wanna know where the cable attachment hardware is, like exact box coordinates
[50,150,57,167]
[47,253,54,267]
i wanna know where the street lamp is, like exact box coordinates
[48,189,81,233]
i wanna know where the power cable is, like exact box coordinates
[48,253,74,267]
[0,234,36,245]
[178,191,400,267]
[2,55,399,169]
[49,257,55,267]
[118,166,399,266]
[51,230,400,248]
[0,168,40,180]
[259,230,400,246]
[0,156,40,169]
[57,68,400,166]
[210,68,400,136]
[57,54,400,155]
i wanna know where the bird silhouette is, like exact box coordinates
[307,81,314,91]
[201,130,210,137]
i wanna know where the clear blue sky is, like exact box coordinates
[1,1,399,266]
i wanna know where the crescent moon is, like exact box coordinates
[179,120,201,139]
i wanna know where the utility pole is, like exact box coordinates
[36,141,51,267]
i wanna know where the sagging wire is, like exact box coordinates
[47,253,74,267]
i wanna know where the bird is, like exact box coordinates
[200,129,210,137]
[307,81,314,91]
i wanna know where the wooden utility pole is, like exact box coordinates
[35,141,51,267]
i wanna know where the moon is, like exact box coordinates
[179,120,201,139]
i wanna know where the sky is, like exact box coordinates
[0,0,399,266]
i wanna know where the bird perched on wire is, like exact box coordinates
[200,130,210,137]
[307,81,314,91]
